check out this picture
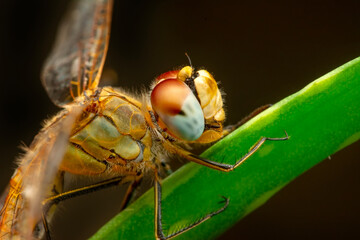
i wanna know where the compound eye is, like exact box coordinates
[151,79,204,141]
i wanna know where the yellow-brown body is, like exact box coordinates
[0,68,226,239]
[0,87,155,239]
[60,87,153,176]
[0,0,235,238]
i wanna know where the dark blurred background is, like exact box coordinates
[0,0,360,239]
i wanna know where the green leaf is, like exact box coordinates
[91,57,360,239]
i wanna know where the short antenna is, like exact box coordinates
[184,52,193,69]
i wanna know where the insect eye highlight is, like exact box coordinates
[151,79,205,141]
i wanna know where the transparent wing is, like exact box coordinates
[18,104,83,237]
[42,0,113,106]
[0,185,9,212]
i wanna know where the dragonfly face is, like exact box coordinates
[151,66,225,142]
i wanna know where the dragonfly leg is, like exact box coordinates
[41,211,51,240]
[223,104,272,136]
[41,174,140,240]
[152,132,288,238]
[120,176,144,211]
[153,173,229,240]
[164,131,289,172]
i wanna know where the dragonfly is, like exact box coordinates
[0,0,289,239]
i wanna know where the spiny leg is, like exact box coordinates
[41,174,140,240]
[165,131,289,172]
[119,157,174,211]
[41,211,51,240]
[120,176,143,211]
[153,172,229,240]
[153,128,288,238]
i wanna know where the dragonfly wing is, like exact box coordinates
[0,185,9,214]
[41,0,113,106]
[18,104,83,238]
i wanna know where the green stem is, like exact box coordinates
[91,57,360,240]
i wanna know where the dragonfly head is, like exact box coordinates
[151,66,225,143]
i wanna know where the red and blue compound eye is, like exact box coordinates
[151,79,205,141]
[155,70,179,83]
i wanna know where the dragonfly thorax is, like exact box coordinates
[60,87,152,175]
